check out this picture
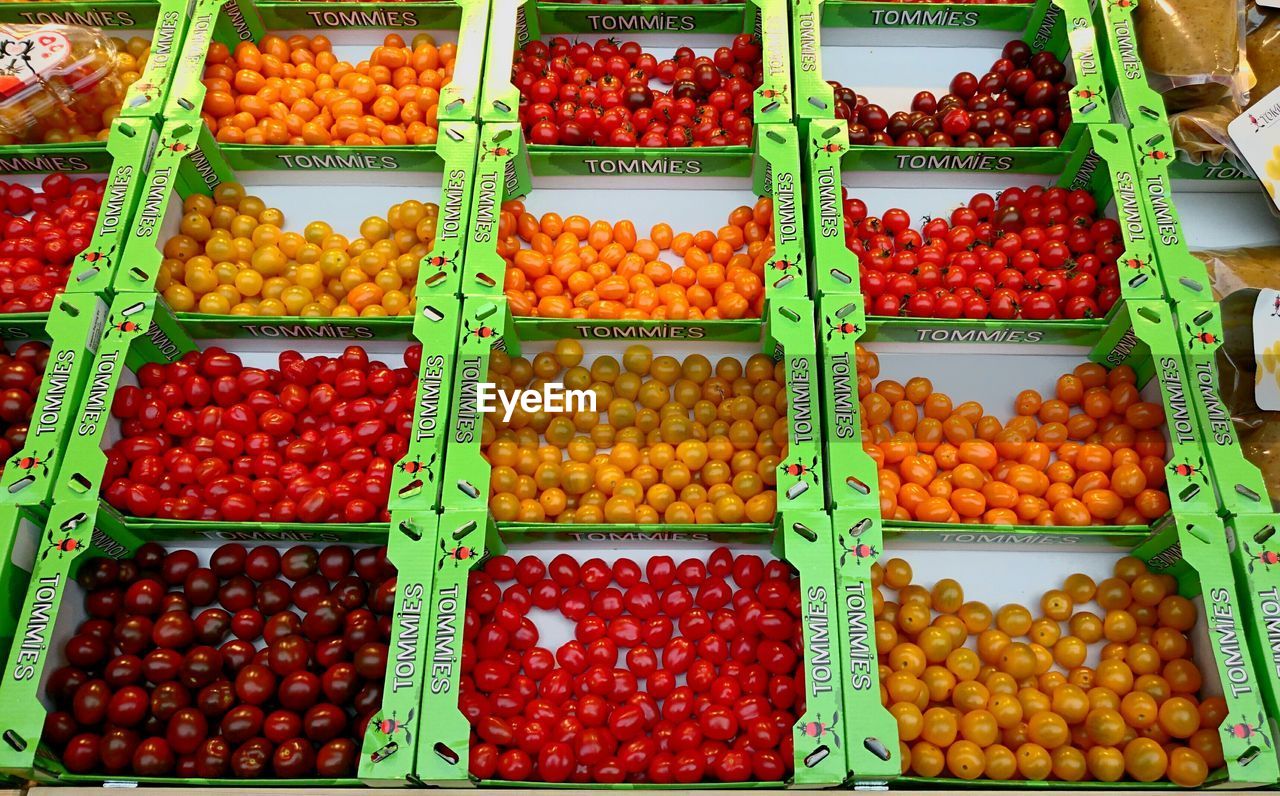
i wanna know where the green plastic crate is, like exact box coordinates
[0,504,48,680]
[164,0,487,125]
[112,116,478,299]
[806,120,1163,312]
[816,293,1219,521]
[462,123,809,311]
[0,498,435,785]
[51,288,457,528]
[481,0,792,132]
[827,508,1280,788]
[417,508,846,787]
[793,0,1107,137]
[439,293,824,516]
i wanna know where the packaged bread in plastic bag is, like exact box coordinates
[1194,246,1280,506]
[1247,2,1280,106]
[0,24,120,140]
[1135,0,1250,111]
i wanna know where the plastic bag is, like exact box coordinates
[1247,2,1280,107]
[1192,246,1280,506]
[0,24,120,139]
[1135,0,1250,111]
[1169,101,1240,163]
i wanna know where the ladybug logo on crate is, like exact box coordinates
[423,249,459,274]
[1184,326,1220,350]
[837,536,877,568]
[78,243,116,273]
[813,141,845,159]
[1223,712,1272,755]
[105,312,147,339]
[128,82,161,106]
[397,452,438,482]
[766,257,801,277]
[159,136,192,156]
[1072,84,1103,115]
[1119,253,1154,276]
[824,315,861,341]
[797,711,841,748]
[368,707,416,763]
[1107,0,1138,9]
[1167,455,1208,484]
[41,526,86,561]
[480,141,514,162]
[11,448,52,478]
[462,320,500,344]
[756,85,788,104]
[1138,146,1173,167]
[782,455,820,486]
[1242,541,1280,573]
[438,539,484,570]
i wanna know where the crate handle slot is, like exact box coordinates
[779,306,801,323]
[789,521,817,543]
[762,101,781,115]
[1138,104,1162,122]
[456,480,480,499]
[1239,745,1261,767]
[1127,272,1150,289]
[68,473,93,494]
[60,512,89,531]
[821,126,840,140]
[1236,484,1262,504]
[845,475,870,496]
[765,129,785,144]
[1140,132,1165,148]
[808,96,828,111]
[398,520,422,541]
[370,741,399,763]
[863,737,891,761]
[1183,521,1212,545]
[421,304,445,322]
[494,128,513,143]
[475,273,497,289]
[3,731,25,752]
[1191,309,1213,326]
[1177,277,1205,294]
[1135,305,1160,325]
[397,479,423,500]
[491,100,512,114]
[75,268,99,283]
[785,481,810,500]
[176,97,195,112]
[803,746,831,768]
[475,303,499,321]
[423,271,448,288]
[772,273,796,290]
[128,266,149,282]
[445,99,466,115]
[117,122,137,138]
[829,267,853,285]
[1255,525,1275,545]
[845,518,873,537]
[1096,128,1119,145]
[1177,482,1201,503]
[452,520,478,541]
[6,475,33,494]
[835,302,857,319]
[434,742,460,765]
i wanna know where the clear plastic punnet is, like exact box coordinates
[0,25,120,139]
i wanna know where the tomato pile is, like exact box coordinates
[858,349,1172,526]
[515,36,763,147]
[500,198,773,320]
[0,340,49,467]
[0,175,108,313]
[202,34,456,146]
[46,542,395,778]
[0,37,152,146]
[102,344,419,523]
[156,182,437,317]
[828,41,1072,148]
[463,548,806,782]
[484,342,787,524]
[845,185,1123,320]
[876,555,1220,786]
